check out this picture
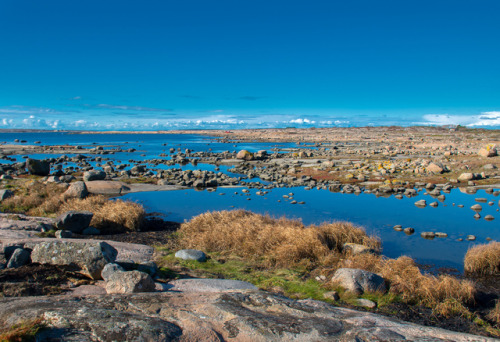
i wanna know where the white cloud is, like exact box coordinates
[418,111,500,127]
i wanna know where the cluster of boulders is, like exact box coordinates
[0,239,159,295]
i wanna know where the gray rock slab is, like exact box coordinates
[167,278,258,292]
[0,291,495,342]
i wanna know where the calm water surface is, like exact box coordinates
[1,132,499,270]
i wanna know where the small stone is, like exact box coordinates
[429,202,438,207]
[356,298,377,309]
[105,270,156,294]
[323,291,340,301]
[435,232,448,238]
[175,249,207,262]
[466,235,476,241]
[101,263,125,281]
[470,204,482,212]
[414,200,426,207]
[55,230,74,239]
[6,248,31,268]
[421,232,435,239]
[484,215,495,221]
[403,227,415,235]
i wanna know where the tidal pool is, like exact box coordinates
[122,187,499,271]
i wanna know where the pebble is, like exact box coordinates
[429,202,438,207]
[403,227,415,235]
[470,204,482,211]
[393,225,403,231]
[484,215,495,221]
[466,235,476,241]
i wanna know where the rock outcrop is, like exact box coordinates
[30,241,117,279]
[0,290,495,341]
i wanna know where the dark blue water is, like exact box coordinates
[1,132,499,270]
[122,187,500,271]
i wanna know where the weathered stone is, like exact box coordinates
[55,230,73,239]
[427,162,444,173]
[478,145,497,157]
[105,270,156,294]
[0,189,14,201]
[331,268,386,295]
[26,158,50,176]
[343,243,378,255]
[236,150,254,161]
[403,227,415,235]
[55,211,93,233]
[414,199,426,207]
[83,170,106,181]
[356,298,377,309]
[485,215,495,221]
[471,204,482,212]
[30,241,117,279]
[101,262,125,281]
[421,232,436,239]
[458,173,475,182]
[6,248,31,268]
[0,290,492,341]
[167,278,258,292]
[63,181,88,199]
[175,249,207,262]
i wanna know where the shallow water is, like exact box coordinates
[2,132,499,270]
[122,187,500,271]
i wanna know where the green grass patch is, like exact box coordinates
[159,250,334,301]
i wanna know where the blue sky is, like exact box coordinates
[1,0,499,130]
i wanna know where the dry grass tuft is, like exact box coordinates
[0,181,66,215]
[59,195,145,233]
[464,242,500,276]
[179,210,377,268]
[433,298,474,319]
[488,300,500,326]
[379,256,476,307]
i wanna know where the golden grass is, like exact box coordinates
[378,256,476,308]
[179,210,379,268]
[0,181,66,215]
[488,300,500,326]
[59,195,145,233]
[0,180,145,233]
[464,242,500,276]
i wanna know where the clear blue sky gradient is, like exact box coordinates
[1,0,499,129]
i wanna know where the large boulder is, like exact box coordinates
[26,158,50,176]
[63,181,88,199]
[30,241,117,279]
[426,162,444,174]
[331,268,387,295]
[478,145,497,158]
[55,211,93,233]
[105,270,156,294]
[83,170,106,181]
[236,150,254,161]
[0,189,14,201]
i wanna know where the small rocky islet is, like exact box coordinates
[0,126,499,340]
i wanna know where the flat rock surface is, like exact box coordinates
[166,278,259,292]
[0,291,495,341]
[85,180,187,195]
